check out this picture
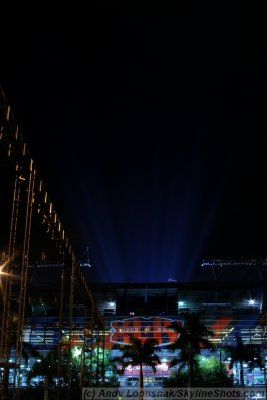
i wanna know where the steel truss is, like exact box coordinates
[0,87,103,399]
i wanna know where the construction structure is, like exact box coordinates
[0,86,104,399]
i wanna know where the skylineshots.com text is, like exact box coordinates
[82,387,266,400]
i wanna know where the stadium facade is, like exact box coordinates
[16,262,267,388]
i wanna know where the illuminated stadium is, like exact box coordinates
[1,81,267,398]
[18,259,267,388]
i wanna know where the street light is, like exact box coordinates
[0,258,14,279]
[0,258,10,291]
[0,258,10,276]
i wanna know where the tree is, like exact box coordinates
[112,337,161,390]
[27,346,85,399]
[81,346,119,387]
[194,355,233,387]
[167,312,214,387]
[163,355,233,387]
[27,344,119,400]
[21,341,41,369]
[224,335,264,387]
[27,347,65,400]
[0,312,41,399]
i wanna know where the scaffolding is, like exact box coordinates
[0,87,103,399]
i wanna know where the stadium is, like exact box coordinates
[17,259,267,388]
[1,88,267,397]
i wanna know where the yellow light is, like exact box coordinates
[0,258,12,277]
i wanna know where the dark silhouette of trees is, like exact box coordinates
[112,337,161,390]
[224,335,263,387]
[163,355,233,387]
[167,312,214,387]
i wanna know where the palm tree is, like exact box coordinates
[21,341,41,369]
[167,312,214,387]
[163,355,233,388]
[224,335,263,387]
[27,347,68,400]
[0,312,41,399]
[112,337,161,391]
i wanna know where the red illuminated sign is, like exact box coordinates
[110,316,183,346]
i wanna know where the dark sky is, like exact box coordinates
[1,3,267,283]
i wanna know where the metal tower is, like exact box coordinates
[0,87,103,399]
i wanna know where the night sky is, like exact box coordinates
[1,3,267,283]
